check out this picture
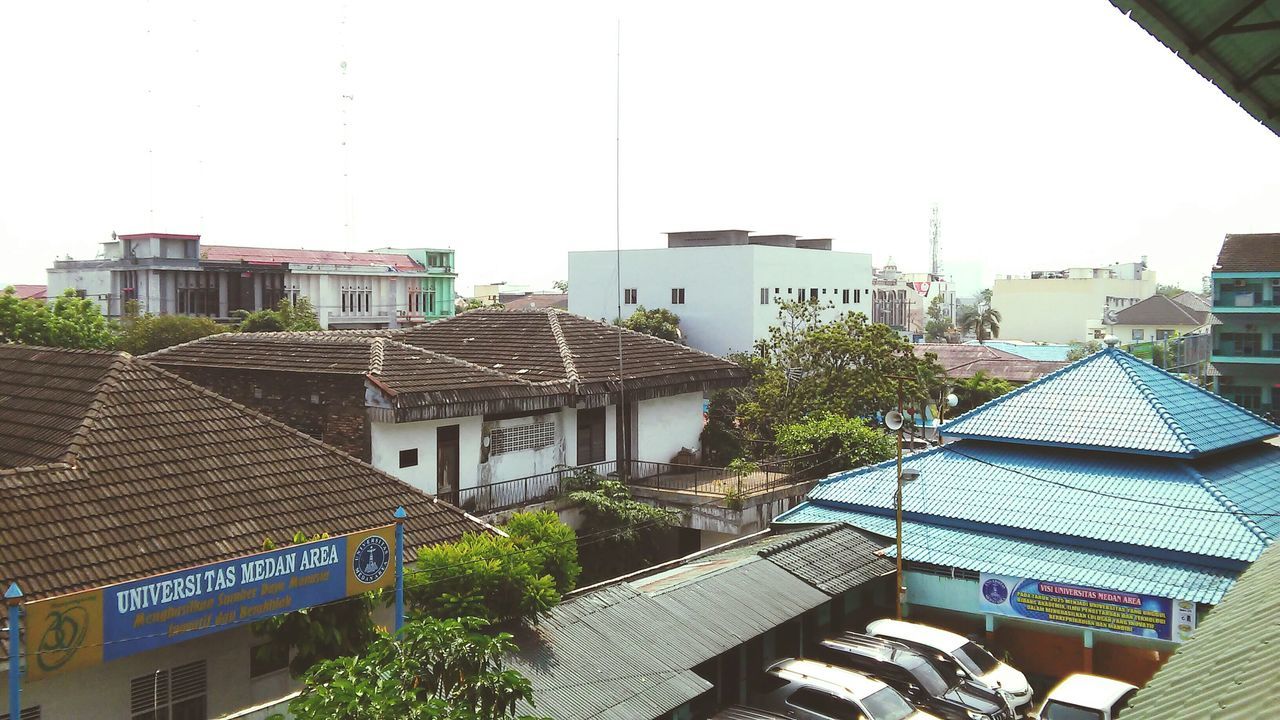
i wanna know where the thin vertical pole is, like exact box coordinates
[5,582,22,720]
[895,386,905,621]
[392,508,406,634]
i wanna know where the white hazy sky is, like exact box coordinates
[3,1,1279,295]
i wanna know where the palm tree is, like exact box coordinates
[958,304,1002,343]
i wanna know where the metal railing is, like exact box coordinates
[443,461,616,515]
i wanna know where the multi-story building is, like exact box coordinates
[46,232,456,329]
[569,230,873,356]
[1210,233,1280,413]
[991,259,1158,343]
[870,259,959,336]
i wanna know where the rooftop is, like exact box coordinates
[914,343,1067,383]
[1213,232,1280,273]
[201,244,424,270]
[961,341,1072,362]
[1113,294,1210,326]
[6,284,46,300]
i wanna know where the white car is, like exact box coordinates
[757,658,943,720]
[866,619,1033,714]
[1033,674,1137,720]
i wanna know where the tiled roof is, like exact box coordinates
[403,309,749,394]
[502,293,569,311]
[940,347,1280,457]
[0,345,490,602]
[201,244,423,270]
[1112,294,1208,327]
[7,284,46,300]
[914,343,1067,383]
[1171,291,1211,313]
[1213,233,1280,273]
[962,341,1071,362]
[0,347,122,468]
[772,507,1239,605]
[804,440,1272,563]
[1195,443,1280,540]
[1122,545,1280,720]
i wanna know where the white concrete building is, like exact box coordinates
[569,230,873,356]
[991,259,1158,343]
[47,232,457,328]
[870,259,960,337]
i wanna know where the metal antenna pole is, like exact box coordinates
[895,384,905,620]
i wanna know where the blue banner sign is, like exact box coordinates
[978,573,1196,643]
[26,525,397,680]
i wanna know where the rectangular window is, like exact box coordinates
[1156,329,1173,341]
[854,289,861,304]
[671,288,685,304]
[250,641,290,679]
[809,288,819,302]
[489,422,556,455]
[623,288,637,304]
[131,660,206,720]
[760,288,769,305]
[1132,329,1144,341]
[399,448,419,468]
[842,289,850,304]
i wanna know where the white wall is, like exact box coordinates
[478,413,568,485]
[750,245,873,345]
[992,276,1158,343]
[46,266,114,314]
[370,415,484,495]
[635,392,705,463]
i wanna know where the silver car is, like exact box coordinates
[756,658,943,720]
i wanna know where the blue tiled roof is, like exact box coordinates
[804,441,1271,563]
[963,341,1071,362]
[941,347,1279,457]
[772,505,1238,604]
[1196,443,1280,540]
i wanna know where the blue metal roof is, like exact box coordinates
[772,506,1238,605]
[941,347,1279,457]
[963,341,1071,362]
[805,440,1271,563]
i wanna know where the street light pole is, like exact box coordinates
[894,385,905,620]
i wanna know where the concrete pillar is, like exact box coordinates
[984,613,996,645]
[1082,629,1094,674]
[253,273,263,310]
[217,272,229,318]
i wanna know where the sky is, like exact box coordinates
[3,1,1279,296]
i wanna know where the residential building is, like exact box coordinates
[991,259,1158,343]
[913,343,1067,385]
[145,309,750,519]
[1110,293,1210,344]
[1121,544,1279,720]
[507,523,895,720]
[778,343,1280,686]
[569,230,873,356]
[1210,233,1280,413]
[0,345,491,720]
[871,259,959,336]
[46,232,457,328]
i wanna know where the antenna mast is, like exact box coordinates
[929,203,941,280]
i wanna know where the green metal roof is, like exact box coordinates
[1122,545,1280,719]
[1111,0,1280,137]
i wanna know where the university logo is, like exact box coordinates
[353,535,391,584]
[35,602,91,672]
[982,578,1009,605]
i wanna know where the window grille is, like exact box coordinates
[489,422,556,455]
[131,660,206,720]
[19,708,40,720]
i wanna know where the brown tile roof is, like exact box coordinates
[0,345,491,603]
[1113,294,1209,327]
[502,293,569,311]
[1172,291,1211,314]
[402,309,749,395]
[0,347,121,468]
[1214,233,1280,272]
[913,343,1067,384]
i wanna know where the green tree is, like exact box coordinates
[116,310,226,355]
[1156,284,1187,298]
[565,471,680,583]
[1066,339,1104,362]
[238,296,322,332]
[775,413,896,477]
[619,305,681,342]
[286,617,548,720]
[951,371,1015,415]
[0,287,116,349]
[924,295,951,342]
[500,511,581,595]
[551,280,568,293]
[957,291,1001,344]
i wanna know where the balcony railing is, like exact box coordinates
[1212,348,1280,358]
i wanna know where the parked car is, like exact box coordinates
[815,632,1013,720]
[865,620,1033,714]
[1031,674,1137,720]
[756,658,943,720]
[707,706,793,720]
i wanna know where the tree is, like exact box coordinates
[619,306,681,343]
[1156,284,1187,298]
[924,295,951,342]
[551,280,568,293]
[116,310,226,355]
[957,290,1001,343]
[564,470,680,583]
[285,617,548,720]
[238,297,322,332]
[0,287,116,349]
[951,371,1014,415]
[1066,339,1104,362]
[774,413,896,477]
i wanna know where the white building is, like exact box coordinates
[47,232,458,329]
[569,230,873,356]
[870,259,960,337]
[991,259,1158,343]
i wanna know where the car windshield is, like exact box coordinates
[1041,700,1105,720]
[953,642,1000,676]
[861,687,917,720]
[903,657,950,697]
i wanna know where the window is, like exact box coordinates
[671,288,685,304]
[250,641,289,679]
[842,289,850,304]
[624,288,637,304]
[774,288,780,293]
[855,289,862,303]
[1156,329,1173,341]
[787,688,857,719]
[261,273,285,309]
[822,288,827,294]
[1132,328,1144,341]
[120,270,139,304]
[131,660,206,720]
[399,448,419,468]
[797,288,806,302]
[176,271,218,316]
[341,282,373,315]
[489,422,556,455]
[809,288,819,302]
[760,287,769,305]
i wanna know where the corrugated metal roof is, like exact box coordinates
[773,507,1239,605]
[1123,545,1280,720]
[962,341,1071,361]
[940,347,1279,457]
[805,440,1270,563]
[757,523,895,595]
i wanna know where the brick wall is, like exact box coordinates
[157,366,372,461]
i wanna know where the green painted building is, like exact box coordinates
[1210,234,1280,413]
[373,246,457,320]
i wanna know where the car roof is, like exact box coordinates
[1046,674,1138,707]
[706,706,792,720]
[867,619,967,653]
[822,632,923,664]
[768,658,889,699]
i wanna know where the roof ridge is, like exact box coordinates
[756,523,842,555]
[1186,466,1273,549]
[545,309,581,392]
[0,461,78,477]
[940,347,1112,432]
[551,308,736,365]
[369,336,387,375]
[1111,350,1199,455]
[62,351,133,466]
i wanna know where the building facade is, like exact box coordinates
[991,259,1157,343]
[870,259,959,337]
[46,233,456,329]
[569,230,873,357]
[1210,233,1280,414]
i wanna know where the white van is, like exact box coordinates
[1033,674,1137,720]
[866,619,1032,713]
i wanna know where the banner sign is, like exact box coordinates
[909,281,931,297]
[978,573,1196,643]
[25,525,397,680]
